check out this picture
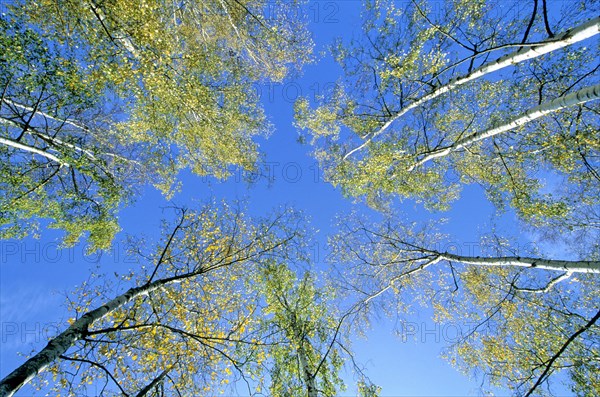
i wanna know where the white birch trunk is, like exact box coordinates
[1,115,97,160]
[0,136,68,166]
[439,252,600,274]
[296,333,318,397]
[408,83,600,170]
[1,112,137,167]
[0,273,199,397]
[345,16,600,159]
[88,1,140,57]
[298,347,318,397]
[1,99,91,133]
[287,311,318,397]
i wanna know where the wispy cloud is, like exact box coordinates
[0,284,65,353]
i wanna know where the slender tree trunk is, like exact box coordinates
[88,0,139,57]
[0,272,200,397]
[438,252,600,274]
[409,83,600,170]
[0,136,68,166]
[288,311,318,397]
[1,109,137,168]
[1,98,90,133]
[1,115,98,161]
[296,336,318,397]
[345,16,600,159]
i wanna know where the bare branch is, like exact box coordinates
[524,308,600,397]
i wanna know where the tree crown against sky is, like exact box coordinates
[1,203,360,397]
[0,0,313,249]
[0,202,385,397]
[1,0,599,396]
[293,0,600,394]
[328,212,600,396]
[296,0,599,236]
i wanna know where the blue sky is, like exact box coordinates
[0,0,583,395]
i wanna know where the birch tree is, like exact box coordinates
[256,263,351,397]
[0,203,307,397]
[296,0,599,227]
[1,0,312,248]
[0,16,133,249]
[329,214,600,396]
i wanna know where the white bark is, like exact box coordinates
[1,112,138,168]
[2,99,91,133]
[361,252,597,307]
[0,136,68,166]
[344,16,600,159]
[297,343,317,397]
[408,83,600,170]
[513,271,573,293]
[293,325,318,397]
[0,273,199,397]
[1,116,117,178]
[88,1,140,58]
[439,252,600,274]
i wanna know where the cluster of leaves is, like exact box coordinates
[0,203,373,397]
[443,268,600,396]
[296,4,600,391]
[0,14,128,248]
[256,263,346,397]
[1,0,313,248]
[15,204,340,396]
[327,211,600,395]
[297,0,599,230]
[2,1,599,396]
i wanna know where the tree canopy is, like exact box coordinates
[295,0,600,394]
[1,0,312,249]
[1,0,599,396]
[297,0,599,231]
[329,214,600,395]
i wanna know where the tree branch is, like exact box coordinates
[344,16,600,159]
[0,135,69,166]
[58,354,129,396]
[408,83,600,170]
[524,308,600,397]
